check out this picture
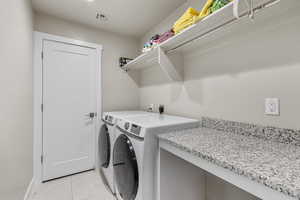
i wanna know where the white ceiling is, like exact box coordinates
[32,0,186,38]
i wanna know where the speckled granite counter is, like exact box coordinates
[159,127,300,199]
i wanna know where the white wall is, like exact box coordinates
[34,13,140,112]
[206,173,259,200]
[0,0,33,199]
[139,0,300,130]
[160,150,206,200]
[139,1,300,199]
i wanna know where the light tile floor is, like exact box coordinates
[29,170,116,200]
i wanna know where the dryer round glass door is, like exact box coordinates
[113,134,139,200]
[99,124,111,168]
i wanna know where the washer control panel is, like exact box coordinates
[103,114,113,124]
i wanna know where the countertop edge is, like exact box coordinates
[158,130,299,200]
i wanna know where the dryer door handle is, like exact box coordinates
[113,162,125,167]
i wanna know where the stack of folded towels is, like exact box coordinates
[173,0,232,34]
[142,0,232,53]
[142,30,175,53]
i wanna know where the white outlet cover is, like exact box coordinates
[265,98,280,116]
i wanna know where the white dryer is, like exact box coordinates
[99,111,150,195]
[113,114,199,200]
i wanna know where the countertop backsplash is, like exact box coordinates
[201,117,300,146]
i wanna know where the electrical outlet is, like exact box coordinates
[265,98,280,116]
[147,104,155,112]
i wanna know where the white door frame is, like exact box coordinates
[33,31,103,183]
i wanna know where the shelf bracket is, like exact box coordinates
[158,47,183,82]
[233,0,254,19]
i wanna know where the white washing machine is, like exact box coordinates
[113,114,199,200]
[99,111,151,195]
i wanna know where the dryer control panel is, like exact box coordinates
[119,120,142,137]
[130,124,141,136]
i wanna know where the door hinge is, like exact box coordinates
[41,155,44,164]
[41,104,44,112]
[41,52,44,59]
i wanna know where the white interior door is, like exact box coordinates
[42,40,98,181]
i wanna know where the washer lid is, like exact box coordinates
[102,111,150,125]
[117,114,199,138]
[121,114,199,128]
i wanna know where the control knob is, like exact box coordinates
[124,122,130,130]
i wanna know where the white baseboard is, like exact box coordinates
[24,178,35,200]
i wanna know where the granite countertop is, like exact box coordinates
[159,127,300,199]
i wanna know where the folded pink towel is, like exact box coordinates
[154,30,175,44]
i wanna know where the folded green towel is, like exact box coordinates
[211,0,231,13]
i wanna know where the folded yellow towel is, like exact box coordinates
[173,0,232,34]
[173,8,199,34]
[195,0,214,23]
